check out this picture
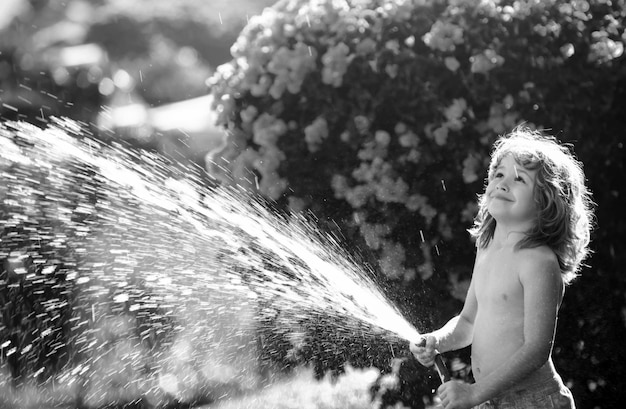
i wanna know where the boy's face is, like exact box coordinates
[485,154,538,226]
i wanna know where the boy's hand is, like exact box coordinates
[437,380,478,409]
[410,335,438,367]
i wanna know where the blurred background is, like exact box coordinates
[0,0,275,164]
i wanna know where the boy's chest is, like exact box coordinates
[474,250,524,306]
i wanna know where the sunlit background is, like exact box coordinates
[0,0,275,164]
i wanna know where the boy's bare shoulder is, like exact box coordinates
[517,245,558,261]
[516,246,562,280]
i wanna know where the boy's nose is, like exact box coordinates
[496,182,508,192]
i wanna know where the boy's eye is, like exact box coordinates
[514,176,525,183]
[494,172,503,178]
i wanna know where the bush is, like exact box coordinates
[208,0,626,407]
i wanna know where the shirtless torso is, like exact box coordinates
[470,241,564,392]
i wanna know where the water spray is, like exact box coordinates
[0,119,438,406]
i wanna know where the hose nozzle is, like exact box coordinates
[416,337,451,383]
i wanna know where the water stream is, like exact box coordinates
[0,119,422,408]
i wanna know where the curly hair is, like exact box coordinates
[468,127,595,284]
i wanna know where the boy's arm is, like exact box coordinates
[412,270,477,368]
[433,275,478,353]
[467,251,563,404]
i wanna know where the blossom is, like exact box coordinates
[560,43,575,59]
[433,126,448,146]
[444,56,461,72]
[381,0,416,22]
[374,130,391,147]
[345,184,375,208]
[226,147,261,191]
[374,176,409,203]
[252,113,287,147]
[267,42,317,99]
[208,93,232,126]
[398,130,419,148]
[355,37,378,55]
[405,194,428,213]
[461,200,479,223]
[443,98,468,130]
[379,240,407,279]
[331,174,350,199]
[419,203,437,225]
[449,269,472,301]
[394,122,407,135]
[359,222,391,250]
[385,64,398,78]
[588,31,624,63]
[304,116,329,152]
[422,20,464,52]
[487,100,519,134]
[352,161,376,182]
[404,149,421,163]
[438,213,453,240]
[254,146,285,174]
[418,261,434,280]
[354,115,370,135]
[240,105,258,124]
[261,176,289,200]
[321,42,353,87]
[250,75,272,97]
[470,49,505,74]
[417,242,435,280]
[287,196,307,213]
[255,146,288,199]
[385,39,400,53]
[357,135,389,160]
[267,47,291,98]
[462,154,480,184]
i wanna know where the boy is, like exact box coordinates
[412,128,594,408]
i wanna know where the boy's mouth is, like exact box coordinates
[491,193,513,202]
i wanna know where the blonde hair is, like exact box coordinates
[469,127,595,284]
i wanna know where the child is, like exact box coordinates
[411,127,594,409]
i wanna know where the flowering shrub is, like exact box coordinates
[209,0,623,281]
[209,1,625,406]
